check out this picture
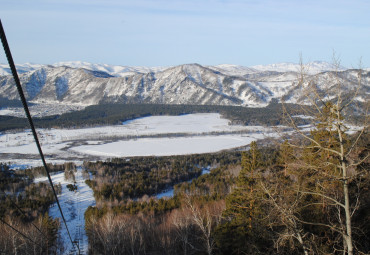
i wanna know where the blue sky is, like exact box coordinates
[1,0,369,67]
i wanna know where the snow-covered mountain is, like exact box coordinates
[207,64,257,76]
[0,61,168,78]
[0,63,45,76]
[0,61,346,77]
[251,61,346,74]
[52,61,168,77]
[0,62,368,108]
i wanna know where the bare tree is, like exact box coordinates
[87,213,129,254]
[184,195,224,255]
[259,178,311,255]
[127,217,145,255]
[169,209,194,255]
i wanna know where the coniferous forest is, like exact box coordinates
[0,101,306,131]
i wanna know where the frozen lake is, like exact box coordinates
[0,113,278,167]
[71,134,263,157]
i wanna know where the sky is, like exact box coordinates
[1,0,369,68]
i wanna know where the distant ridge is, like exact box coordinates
[0,61,348,77]
[0,62,367,109]
[251,61,346,74]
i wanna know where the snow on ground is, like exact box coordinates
[292,115,314,119]
[0,104,85,118]
[0,113,256,148]
[1,113,362,167]
[1,141,70,154]
[35,167,95,254]
[121,113,244,134]
[346,125,365,135]
[71,134,265,158]
[0,113,277,166]
[157,188,175,199]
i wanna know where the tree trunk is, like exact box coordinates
[343,177,353,255]
[338,118,353,255]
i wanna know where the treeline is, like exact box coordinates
[0,163,61,254]
[15,162,76,180]
[85,196,181,218]
[0,163,31,193]
[0,102,305,131]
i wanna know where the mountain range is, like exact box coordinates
[0,61,368,108]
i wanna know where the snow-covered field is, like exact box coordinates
[72,134,263,157]
[0,113,278,167]
[0,104,85,118]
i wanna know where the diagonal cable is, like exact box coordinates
[0,190,49,240]
[0,217,44,250]
[0,19,80,254]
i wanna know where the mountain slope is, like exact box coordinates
[0,63,45,76]
[52,61,168,77]
[0,62,368,108]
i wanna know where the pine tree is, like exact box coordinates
[278,140,294,176]
[215,141,272,254]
